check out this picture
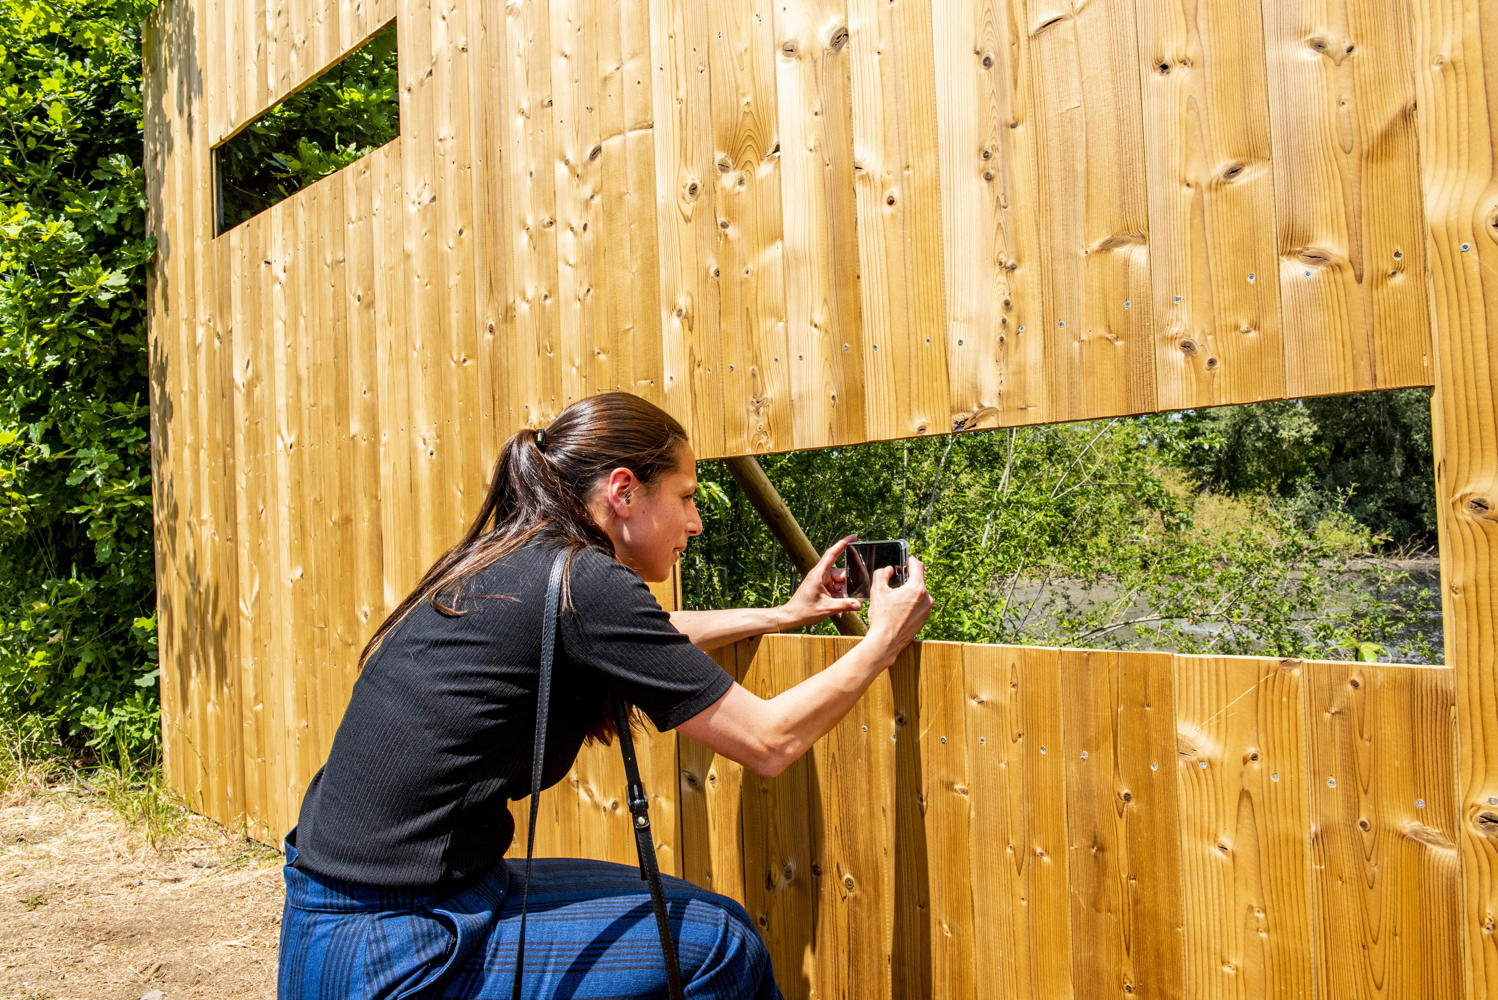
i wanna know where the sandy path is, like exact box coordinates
[0,788,281,1000]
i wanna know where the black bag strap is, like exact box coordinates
[512,549,568,1000]
[613,698,686,1000]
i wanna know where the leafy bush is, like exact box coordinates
[1164,389,1437,547]
[0,0,161,759]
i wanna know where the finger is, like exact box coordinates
[871,564,896,594]
[816,534,858,573]
[905,554,926,588]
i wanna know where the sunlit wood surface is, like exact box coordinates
[142,0,1498,995]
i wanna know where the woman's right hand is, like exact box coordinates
[865,555,932,657]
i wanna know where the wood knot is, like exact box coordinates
[716,153,732,172]
[1180,339,1198,355]
[683,178,701,200]
[1461,493,1494,520]
[828,25,849,51]
[588,143,602,161]
[1220,161,1246,182]
[781,38,799,57]
[842,873,857,893]
[1477,811,1498,839]
[1205,357,1219,370]
[980,51,994,68]
[1120,790,1133,803]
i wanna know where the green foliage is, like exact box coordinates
[1165,389,1437,546]
[0,0,161,760]
[216,22,400,231]
[684,419,1441,664]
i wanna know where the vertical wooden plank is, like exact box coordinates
[649,0,722,456]
[264,188,302,836]
[550,0,604,405]
[282,185,320,829]
[1026,0,1155,423]
[679,642,749,897]
[708,0,791,455]
[146,0,193,811]
[572,718,635,865]
[930,0,1048,430]
[846,0,950,443]
[206,187,248,829]
[397,0,460,581]
[590,0,629,395]
[810,635,896,997]
[432,0,486,517]
[341,153,386,698]
[771,0,867,449]
[887,644,931,999]
[965,645,1073,1000]
[187,1,234,820]
[310,177,352,761]
[1062,648,1186,999]
[750,636,822,999]
[1409,2,1498,994]
[371,140,417,621]
[1174,656,1315,1000]
[1261,0,1432,399]
[915,642,973,999]
[244,210,284,840]
[231,213,274,844]
[619,0,666,406]
[466,0,517,444]
[503,0,564,426]
[1306,662,1462,999]
[1134,0,1285,411]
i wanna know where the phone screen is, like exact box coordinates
[844,539,909,600]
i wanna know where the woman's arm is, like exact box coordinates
[676,558,931,777]
[667,535,862,650]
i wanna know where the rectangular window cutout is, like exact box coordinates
[213,21,399,234]
[684,388,1441,665]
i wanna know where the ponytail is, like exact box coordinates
[357,393,690,735]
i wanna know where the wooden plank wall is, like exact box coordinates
[520,635,1462,999]
[141,0,1498,996]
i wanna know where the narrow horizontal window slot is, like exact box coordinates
[214,20,399,234]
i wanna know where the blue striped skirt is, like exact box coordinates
[278,836,783,999]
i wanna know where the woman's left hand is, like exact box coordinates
[779,535,864,630]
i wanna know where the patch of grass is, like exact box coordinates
[1,713,190,848]
[78,741,189,849]
[222,838,283,868]
[0,716,70,804]
[19,893,46,911]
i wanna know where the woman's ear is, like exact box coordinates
[604,466,639,518]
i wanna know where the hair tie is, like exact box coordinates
[535,428,547,452]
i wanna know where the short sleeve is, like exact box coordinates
[560,547,733,731]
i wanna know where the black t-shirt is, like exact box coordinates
[289,540,733,890]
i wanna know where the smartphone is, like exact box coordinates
[843,539,909,600]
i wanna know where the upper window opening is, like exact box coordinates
[213,21,400,234]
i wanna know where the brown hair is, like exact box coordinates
[358,392,690,739]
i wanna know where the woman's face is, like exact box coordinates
[595,442,703,583]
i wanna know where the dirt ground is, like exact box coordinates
[0,786,282,1000]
